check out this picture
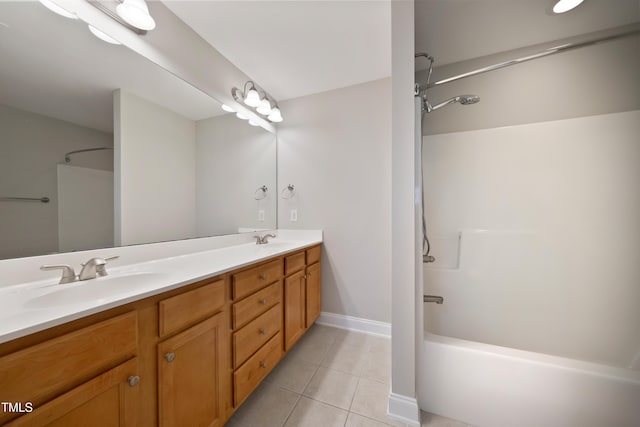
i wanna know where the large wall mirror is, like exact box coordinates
[0,2,277,260]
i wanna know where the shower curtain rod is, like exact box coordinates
[426,24,640,89]
[64,147,113,163]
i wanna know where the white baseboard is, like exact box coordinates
[316,312,391,337]
[388,392,421,427]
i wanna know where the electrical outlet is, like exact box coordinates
[258,210,265,221]
[290,208,298,222]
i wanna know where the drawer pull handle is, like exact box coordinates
[165,352,176,363]
[259,328,267,335]
[260,361,268,369]
[259,274,267,280]
[259,298,267,305]
[128,375,140,387]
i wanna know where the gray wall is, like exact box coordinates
[277,78,392,323]
[196,114,276,235]
[0,105,112,259]
[417,33,640,135]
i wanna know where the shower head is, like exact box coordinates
[424,94,480,113]
[459,95,480,105]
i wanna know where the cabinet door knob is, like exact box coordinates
[128,375,140,387]
[165,352,176,363]
[259,328,267,335]
[259,361,268,369]
[259,274,267,280]
[259,298,267,305]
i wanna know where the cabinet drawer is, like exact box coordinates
[6,358,139,427]
[159,279,225,337]
[232,281,282,330]
[307,245,321,265]
[0,311,137,422]
[232,259,283,300]
[234,332,282,407]
[233,304,281,368]
[284,251,305,275]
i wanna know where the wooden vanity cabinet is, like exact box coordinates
[0,244,321,427]
[157,279,228,427]
[6,358,140,427]
[230,261,284,407]
[283,245,322,351]
[0,312,140,426]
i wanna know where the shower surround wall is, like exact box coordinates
[423,110,640,369]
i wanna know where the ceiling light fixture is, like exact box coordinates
[231,81,283,124]
[88,25,121,45]
[116,0,156,31]
[552,0,585,13]
[38,0,78,19]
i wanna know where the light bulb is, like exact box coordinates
[267,107,283,123]
[244,88,261,107]
[236,112,249,120]
[552,0,584,13]
[248,120,259,126]
[221,104,235,113]
[39,0,78,19]
[88,25,121,45]
[116,0,156,31]
[256,98,272,115]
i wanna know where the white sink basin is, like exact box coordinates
[25,272,164,308]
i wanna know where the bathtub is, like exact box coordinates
[417,332,640,427]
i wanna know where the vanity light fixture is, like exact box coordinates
[256,97,273,115]
[231,81,284,124]
[236,112,249,120]
[267,107,283,123]
[116,0,156,31]
[221,104,235,113]
[248,120,259,127]
[88,25,121,45]
[552,0,585,13]
[38,0,78,19]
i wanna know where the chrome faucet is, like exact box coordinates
[41,256,119,284]
[78,256,119,280]
[254,234,276,245]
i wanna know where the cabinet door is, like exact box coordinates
[158,312,226,427]
[7,358,139,427]
[284,270,306,351]
[306,262,322,327]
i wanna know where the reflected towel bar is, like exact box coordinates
[0,196,50,203]
[424,295,444,304]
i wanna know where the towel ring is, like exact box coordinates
[254,185,268,200]
[281,184,296,199]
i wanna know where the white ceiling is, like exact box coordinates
[415,0,640,70]
[163,0,392,102]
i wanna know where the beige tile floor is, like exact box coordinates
[225,324,472,427]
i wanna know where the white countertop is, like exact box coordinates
[0,231,322,344]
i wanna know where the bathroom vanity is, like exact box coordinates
[0,239,322,426]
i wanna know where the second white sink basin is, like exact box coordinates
[25,272,165,308]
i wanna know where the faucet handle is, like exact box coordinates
[96,256,119,277]
[41,265,77,284]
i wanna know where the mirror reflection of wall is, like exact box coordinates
[0,2,276,260]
